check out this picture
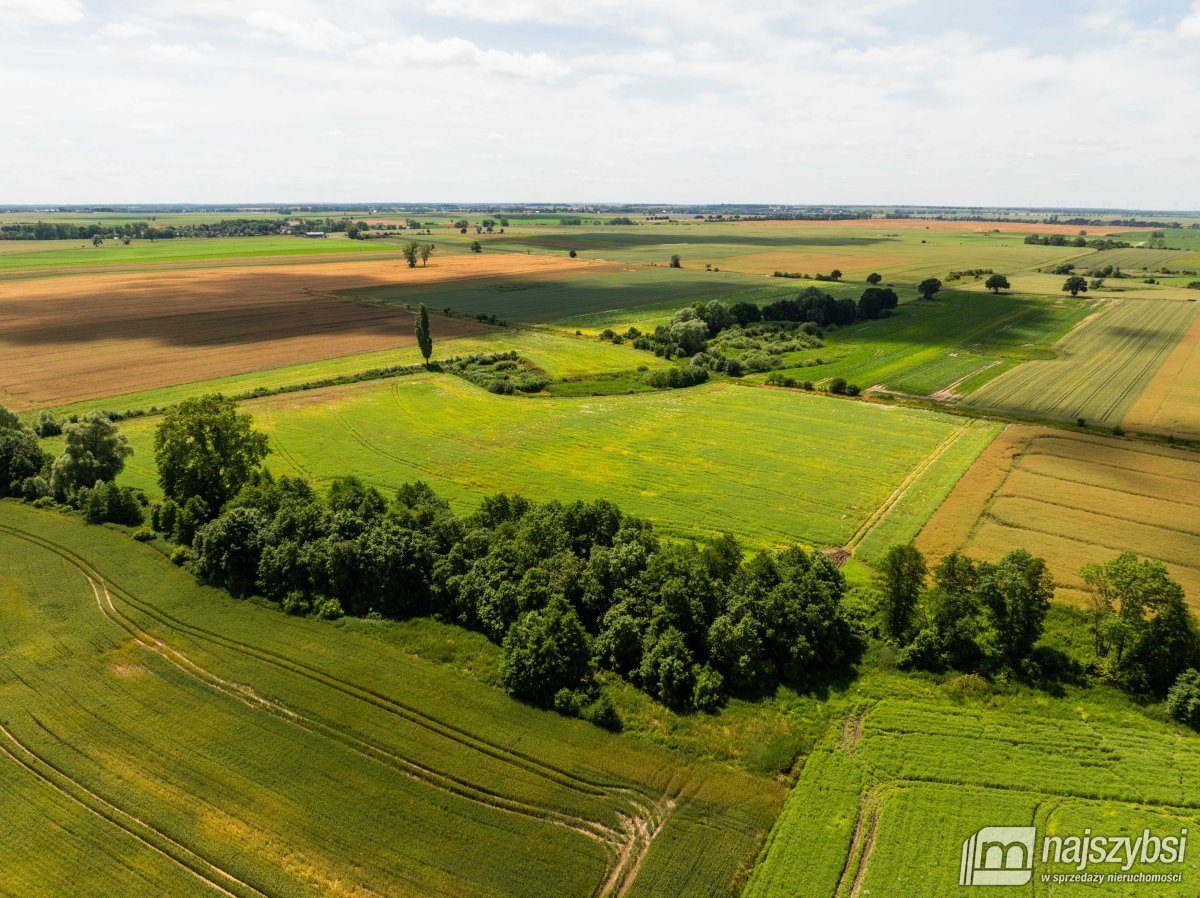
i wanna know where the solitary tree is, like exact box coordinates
[419,243,433,267]
[669,254,681,268]
[154,394,269,516]
[568,249,577,258]
[866,272,883,285]
[829,269,842,281]
[1063,275,1088,296]
[403,241,421,268]
[917,277,942,300]
[470,240,482,253]
[415,303,433,366]
[985,274,1011,294]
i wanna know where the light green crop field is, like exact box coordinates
[851,421,1002,566]
[746,682,1200,897]
[964,298,1200,426]
[747,290,1094,397]
[0,503,783,897]
[105,378,973,549]
[0,235,399,275]
[1064,246,1197,271]
[485,224,1085,284]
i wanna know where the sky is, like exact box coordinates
[2,0,1199,208]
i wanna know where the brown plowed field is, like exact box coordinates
[0,254,602,408]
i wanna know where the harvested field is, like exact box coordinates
[916,426,1200,605]
[0,254,612,408]
[1122,310,1200,439]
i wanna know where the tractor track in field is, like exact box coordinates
[0,522,671,898]
[87,575,625,846]
[842,425,969,555]
[0,722,270,898]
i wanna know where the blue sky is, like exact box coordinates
[1,0,1198,207]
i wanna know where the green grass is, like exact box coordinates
[964,298,1200,426]
[0,235,396,275]
[745,665,1200,897]
[106,379,970,550]
[0,502,783,897]
[746,290,1093,397]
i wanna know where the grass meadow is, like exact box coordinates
[0,503,783,897]
[105,378,976,550]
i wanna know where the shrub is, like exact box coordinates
[691,665,726,712]
[553,688,586,717]
[315,596,345,620]
[845,384,861,397]
[828,377,848,395]
[282,590,312,616]
[582,694,621,731]
[131,527,156,542]
[169,546,189,566]
[1168,669,1200,729]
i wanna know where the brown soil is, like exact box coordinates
[0,254,601,408]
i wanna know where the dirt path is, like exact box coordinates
[843,425,969,554]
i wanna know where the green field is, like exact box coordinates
[0,235,404,275]
[745,289,1095,397]
[964,298,1200,426]
[0,503,782,897]
[102,378,974,549]
[746,670,1200,897]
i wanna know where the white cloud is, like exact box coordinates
[245,10,358,52]
[0,0,84,26]
[148,42,204,61]
[1180,1,1200,38]
[357,35,568,80]
[100,21,154,38]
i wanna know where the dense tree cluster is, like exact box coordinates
[878,544,1055,675]
[1081,554,1199,696]
[1023,233,1131,250]
[875,544,1200,701]
[167,441,863,715]
[0,404,139,519]
[621,288,895,377]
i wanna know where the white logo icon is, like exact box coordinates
[960,826,1036,886]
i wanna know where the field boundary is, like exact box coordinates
[844,426,969,554]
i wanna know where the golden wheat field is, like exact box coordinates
[916,426,1200,605]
